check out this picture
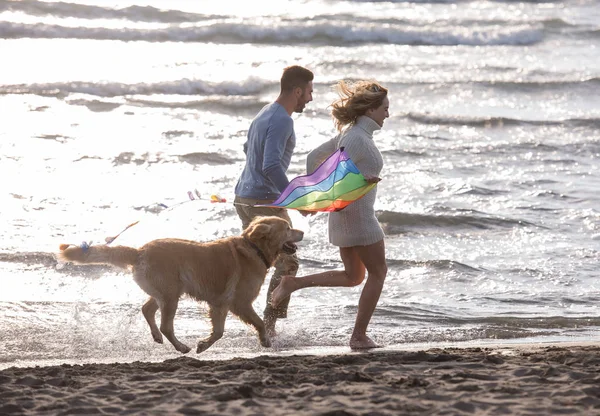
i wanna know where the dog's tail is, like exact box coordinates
[58,243,140,269]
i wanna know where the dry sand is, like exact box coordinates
[1,343,599,415]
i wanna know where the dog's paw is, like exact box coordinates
[177,344,191,354]
[151,332,163,344]
[260,337,272,348]
[196,341,212,354]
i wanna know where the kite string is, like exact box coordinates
[103,189,231,245]
[60,189,291,254]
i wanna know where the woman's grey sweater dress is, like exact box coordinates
[307,115,385,247]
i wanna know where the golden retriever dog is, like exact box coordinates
[58,216,304,354]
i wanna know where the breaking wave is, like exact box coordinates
[0,21,544,46]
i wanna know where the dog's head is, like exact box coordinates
[243,216,304,259]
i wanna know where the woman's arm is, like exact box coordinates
[306,136,339,174]
[340,132,380,180]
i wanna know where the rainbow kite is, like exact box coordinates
[260,147,376,212]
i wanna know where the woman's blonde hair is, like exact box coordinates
[330,80,388,132]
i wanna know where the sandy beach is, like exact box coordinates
[1,343,599,415]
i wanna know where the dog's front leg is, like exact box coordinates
[197,304,228,353]
[230,303,271,348]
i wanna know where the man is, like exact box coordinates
[234,65,314,336]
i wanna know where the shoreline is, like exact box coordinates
[3,336,598,371]
[1,341,599,415]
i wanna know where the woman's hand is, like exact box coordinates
[365,176,382,183]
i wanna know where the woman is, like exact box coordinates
[271,80,389,349]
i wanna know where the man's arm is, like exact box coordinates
[263,116,293,193]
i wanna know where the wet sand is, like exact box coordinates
[1,343,599,415]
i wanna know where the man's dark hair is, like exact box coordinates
[280,66,314,92]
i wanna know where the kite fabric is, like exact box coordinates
[259,147,376,212]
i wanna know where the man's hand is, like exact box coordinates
[299,209,316,217]
[365,176,382,183]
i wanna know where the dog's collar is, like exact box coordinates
[243,237,271,269]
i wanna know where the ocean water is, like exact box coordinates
[1,0,599,369]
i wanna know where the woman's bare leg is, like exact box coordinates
[349,239,388,349]
[271,240,387,349]
[270,247,366,307]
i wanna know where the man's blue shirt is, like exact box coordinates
[235,102,295,200]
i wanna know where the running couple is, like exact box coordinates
[234,65,390,349]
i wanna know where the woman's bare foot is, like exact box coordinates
[270,275,296,308]
[349,334,380,350]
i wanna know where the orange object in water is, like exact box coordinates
[210,194,227,203]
